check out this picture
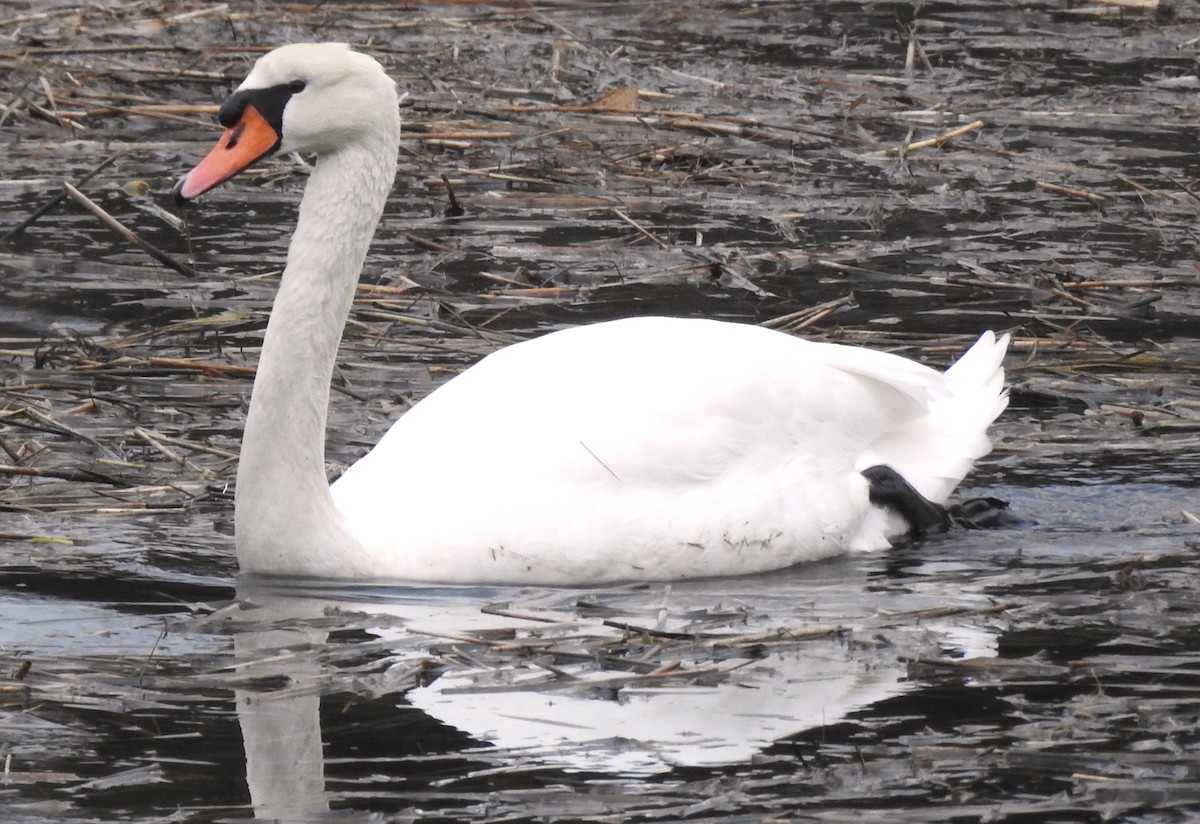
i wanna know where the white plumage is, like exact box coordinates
[177,44,1009,585]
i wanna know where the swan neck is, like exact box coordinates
[235,141,396,576]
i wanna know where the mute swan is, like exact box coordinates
[175,43,1009,585]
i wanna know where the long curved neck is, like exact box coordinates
[235,138,396,576]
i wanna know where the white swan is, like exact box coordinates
[175,43,1010,585]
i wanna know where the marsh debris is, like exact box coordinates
[2,0,1200,821]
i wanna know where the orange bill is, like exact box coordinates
[176,104,281,201]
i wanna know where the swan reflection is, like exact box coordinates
[215,573,999,816]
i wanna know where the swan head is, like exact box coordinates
[174,43,399,203]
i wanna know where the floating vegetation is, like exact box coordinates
[2,1,1200,821]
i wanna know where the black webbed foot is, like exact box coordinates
[861,464,950,537]
[947,496,1027,529]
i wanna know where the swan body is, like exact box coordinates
[177,44,1009,585]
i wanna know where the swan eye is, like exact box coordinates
[288,80,307,94]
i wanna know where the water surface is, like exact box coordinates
[3,2,1200,821]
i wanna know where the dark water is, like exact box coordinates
[3,2,1200,822]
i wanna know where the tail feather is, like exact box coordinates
[858,331,1009,504]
